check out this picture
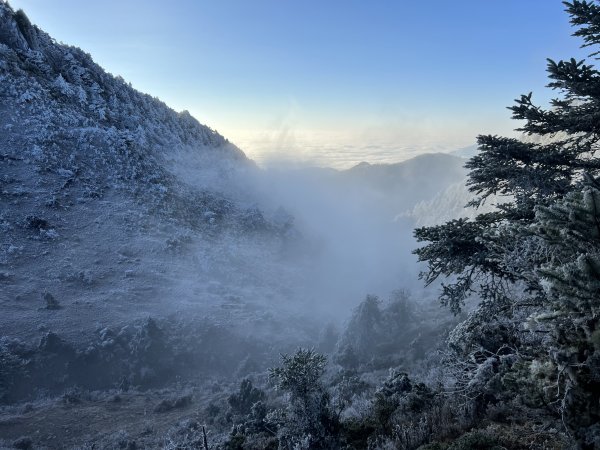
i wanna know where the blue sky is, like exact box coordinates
[8,0,589,166]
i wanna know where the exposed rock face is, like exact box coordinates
[0,6,36,52]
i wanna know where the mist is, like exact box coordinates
[157,136,474,339]
[251,165,422,317]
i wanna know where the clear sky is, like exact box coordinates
[7,0,590,167]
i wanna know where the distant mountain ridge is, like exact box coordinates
[449,144,478,159]
[270,152,470,219]
[343,152,468,203]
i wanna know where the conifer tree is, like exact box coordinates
[414,1,600,442]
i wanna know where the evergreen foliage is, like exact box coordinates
[228,379,266,416]
[269,349,339,449]
[414,1,600,445]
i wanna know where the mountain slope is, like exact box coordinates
[0,2,299,348]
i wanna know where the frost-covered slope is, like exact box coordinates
[0,3,250,198]
[0,3,301,345]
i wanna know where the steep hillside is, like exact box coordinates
[0,2,302,350]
